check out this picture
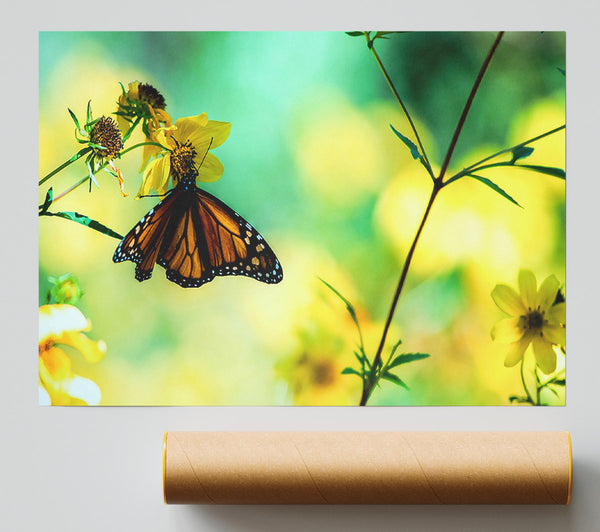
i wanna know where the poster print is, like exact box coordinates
[38,31,565,406]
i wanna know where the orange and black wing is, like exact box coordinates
[156,188,283,288]
[112,191,181,282]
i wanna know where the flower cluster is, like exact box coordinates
[115,82,231,197]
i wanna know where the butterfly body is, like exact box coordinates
[113,174,283,288]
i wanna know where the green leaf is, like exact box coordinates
[381,371,409,390]
[552,379,566,387]
[353,349,370,370]
[546,386,560,398]
[42,210,123,239]
[39,188,53,214]
[390,124,422,160]
[511,146,534,163]
[68,108,81,130]
[515,164,565,179]
[319,277,359,327]
[345,31,365,37]
[509,395,534,405]
[468,174,522,208]
[388,352,430,370]
[342,367,362,377]
[86,100,93,124]
[557,67,566,77]
[373,31,397,40]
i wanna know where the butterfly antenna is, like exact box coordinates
[197,137,214,170]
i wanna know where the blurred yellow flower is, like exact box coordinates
[137,114,231,197]
[116,81,173,171]
[39,304,106,405]
[491,270,565,374]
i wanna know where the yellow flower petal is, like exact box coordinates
[128,81,140,100]
[491,284,526,316]
[548,302,565,324]
[491,317,524,343]
[196,152,225,183]
[504,333,532,367]
[537,275,560,311]
[174,114,209,143]
[116,95,130,134]
[543,323,566,346]
[61,331,106,364]
[139,141,162,173]
[518,270,537,309]
[138,155,171,197]
[154,126,178,149]
[40,346,72,381]
[154,109,173,128]
[201,120,231,149]
[39,304,90,341]
[532,335,557,374]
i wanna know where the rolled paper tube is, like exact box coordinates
[163,431,572,505]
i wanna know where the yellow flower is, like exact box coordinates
[491,270,565,374]
[137,113,231,197]
[39,304,106,405]
[116,81,173,171]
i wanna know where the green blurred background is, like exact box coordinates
[39,31,565,405]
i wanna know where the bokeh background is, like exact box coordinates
[38,31,565,405]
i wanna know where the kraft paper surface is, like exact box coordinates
[163,431,571,505]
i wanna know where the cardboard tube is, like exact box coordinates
[163,431,571,505]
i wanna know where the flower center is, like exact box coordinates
[170,139,198,183]
[524,308,544,332]
[89,117,123,159]
[311,360,336,386]
[138,83,166,110]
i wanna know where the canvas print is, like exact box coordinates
[38,31,565,406]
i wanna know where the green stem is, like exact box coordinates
[537,368,565,389]
[535,369,542,405]
[38,147,92,186]
[443,124,566,186]
[121,116,142,143]
[439,32,504,182]
[520,358,535,405]
[120,141,164,157]
[359,180,442,405]
[51,176,92,204]
[46,141,164,204]
[365,32,434,179]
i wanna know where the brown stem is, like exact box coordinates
[438,32,504,182]
[360,180,442,405]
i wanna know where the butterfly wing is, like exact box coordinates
[112,191,182,282]
[156,188,283,288]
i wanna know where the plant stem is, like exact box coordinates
[51,176,91,204]
[120,141,164,157]
[444,124,566,186]
[39,147,92,186]
[520,358,535,405]
[359,33,505,406]
[359,180,442,405]
[365,33,434,179]
[439,32,504,183]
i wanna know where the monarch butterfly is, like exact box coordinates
[113,166,283,288]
